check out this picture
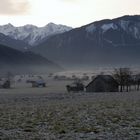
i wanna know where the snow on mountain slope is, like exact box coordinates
[0,23,72,46]
[86,24,96,33]
[85,15,140,40]
[31,15,140,66]
[101,23,118,33]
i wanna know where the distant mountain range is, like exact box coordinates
[0,44,61,74]
[0,33,31,51]
[0,15,140,70]
[31,15,140,67]
[0,23,72,46]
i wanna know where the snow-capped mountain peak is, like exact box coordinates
[3,23,14,28]
[0,23,72,46]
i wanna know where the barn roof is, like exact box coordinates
[86,75,118,88]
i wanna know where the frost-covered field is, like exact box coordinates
[0,71,140,140]
[0,90,140,140]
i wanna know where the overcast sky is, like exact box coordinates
[0,0,140,27]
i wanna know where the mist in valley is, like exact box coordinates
[0,3,140,138]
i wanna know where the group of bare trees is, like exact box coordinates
[113,68,140,92]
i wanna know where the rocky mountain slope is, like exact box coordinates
[0,33,31,51]
[0,23,72,46]
[32,15,140,67]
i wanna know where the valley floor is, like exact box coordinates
[0,89,140,140]
[0,71,140,140]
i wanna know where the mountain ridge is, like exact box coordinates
[0,44,62,74]
[0,23,72,46]
[0,33,31,51]
[31,15,140,67]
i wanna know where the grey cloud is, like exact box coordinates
[0,0,30,15]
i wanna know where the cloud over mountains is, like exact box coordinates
[0,0,30,15]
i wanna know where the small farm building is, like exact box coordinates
[86,75,119,92]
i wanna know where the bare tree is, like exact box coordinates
[135,74,140,91]
[113,68,132,92]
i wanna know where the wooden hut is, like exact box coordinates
[86,75,119,92]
